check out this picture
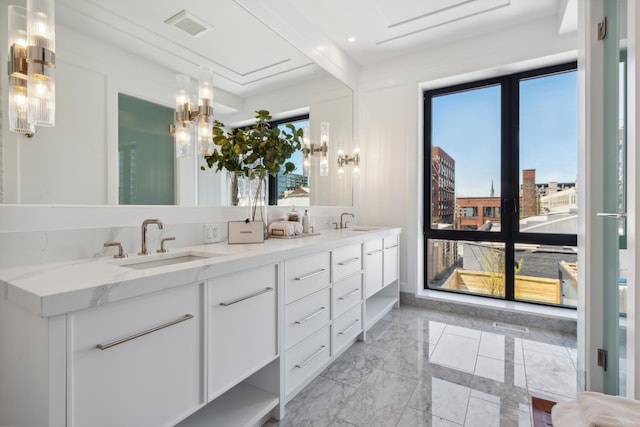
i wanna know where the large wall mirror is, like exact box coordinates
[0,0,354,207]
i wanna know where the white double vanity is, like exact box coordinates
[0,227,400,427]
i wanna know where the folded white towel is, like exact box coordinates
[578,391,640,427]
[292,222,303,235]
[268,221,295,237]
[552,392,640,427]
[552,400,583,427]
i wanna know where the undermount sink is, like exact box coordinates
[347,226,380,232]
[117,251,219,270]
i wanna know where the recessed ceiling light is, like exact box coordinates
[347,36,356,43]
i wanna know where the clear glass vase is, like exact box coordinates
[227,171,248,207]
[249,169,268,239]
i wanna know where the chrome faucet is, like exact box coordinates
[139,219,164,255]
[340,212,355,229]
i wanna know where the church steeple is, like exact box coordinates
[490,180,495,197]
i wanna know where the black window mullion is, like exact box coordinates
[502,75,517,301]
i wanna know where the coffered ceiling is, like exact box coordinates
[53,0,576,97]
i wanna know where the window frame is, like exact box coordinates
[423,62,578,305]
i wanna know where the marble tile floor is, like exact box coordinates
[265,305,577,427]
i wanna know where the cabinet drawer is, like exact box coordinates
[285,326,331,395]
[285,287,331,350]
[284,252,331,305]
[209,264,277,399]
[332,244,362,282]
[333,273,362,319]
[333,303,362,355]
[69,283,202,427]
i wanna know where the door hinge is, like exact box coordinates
[598,17,607,40]
[597,348,608,371]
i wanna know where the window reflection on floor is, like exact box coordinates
[266,305,576,427]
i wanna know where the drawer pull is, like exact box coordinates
[338,288,360,301]
[295,345,328,369]
[338,257,360,266]
[295,306,327,325]
[385,244,399,250]
[339,319,360,335]
[367,249,383,256]
[295,268,326,281]
[96,314,194,350]
[220,287,274,306]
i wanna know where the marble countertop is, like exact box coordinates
[0,227,400,318]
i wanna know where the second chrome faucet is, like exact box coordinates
[334,212,355,229]
[139,219,164,255]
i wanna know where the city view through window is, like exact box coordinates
[274,118,310,207]
[426,66,582,307]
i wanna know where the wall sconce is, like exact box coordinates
[7,0,56,137]
[302,122,330,176]
[169,66,214,158]
[337,148,360,176]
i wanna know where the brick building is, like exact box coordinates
[431,147,455,224]
[456,196,501,230]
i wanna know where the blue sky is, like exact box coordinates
[432,71,578,198]
[278,119,308,174]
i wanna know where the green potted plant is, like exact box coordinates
[201,110,303,226]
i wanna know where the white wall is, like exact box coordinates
[355,15,578,294]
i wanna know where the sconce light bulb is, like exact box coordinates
[352,166,360,175]
[354,147,360,154]
[14,92,27,106]
[337,166,345,175]
[338,149,344,156]
[303,158,310,167]
[320,157,329,177]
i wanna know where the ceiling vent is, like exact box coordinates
[165,10,210,37]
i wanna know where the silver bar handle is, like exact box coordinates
[96,314,193,350]
[367,249,383,256]
[338,257,360,266]
[385,244,399,250]
[220,287,273,306]
[295,306,327,325]
[295,269,326,281]
[597,212,627,218]
[338,319,360,335]
[295,345,327,368]
[338,288,360,301]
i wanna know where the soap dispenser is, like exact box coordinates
[302,209,310,233]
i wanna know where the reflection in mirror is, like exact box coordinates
[273,116,310,207]
[118,94,175,205]
[0,0,354,207]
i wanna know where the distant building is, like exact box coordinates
[536,181,576,197]
[432,147,455,224]
[277,173,309,198]
[455,196,501,230]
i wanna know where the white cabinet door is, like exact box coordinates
[364,238,383,298]
[68,283,203,427]
[208,264,277,400]
[383,235,399,287]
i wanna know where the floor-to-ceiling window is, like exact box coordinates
[424,63,578,307]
